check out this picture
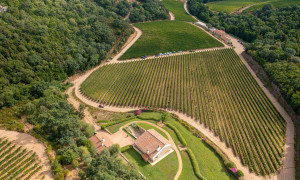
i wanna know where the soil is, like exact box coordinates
[0,130,53,180]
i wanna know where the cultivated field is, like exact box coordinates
[0,138,42,180]
[120,21,223,60]
[162,0,196,22]
[81,48,286,175]
[244,0,300,12]
[206,0,268,13]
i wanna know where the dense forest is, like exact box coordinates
[188,1,300,114]
[0,0,158,179]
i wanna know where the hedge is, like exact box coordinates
[169,113,242,178]
[185,148,207,180]
[165,123,187,146]
[101,116,136,129]
[121,145,132,153]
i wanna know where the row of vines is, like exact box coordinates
[0,138,42,180]
[81,48,286,175]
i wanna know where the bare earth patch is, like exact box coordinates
[0,130,53,180]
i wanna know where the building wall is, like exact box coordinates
[151,146,172,162]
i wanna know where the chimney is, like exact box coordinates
[146,150,149,154]
[102,138,105,142]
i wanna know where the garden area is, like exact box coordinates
[120,20,223,59]
[101,110,239,179]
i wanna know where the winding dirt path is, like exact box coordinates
[0,130,53,180]
[66,6,295,180]
[184,2,295,180]
[117,121,182,180]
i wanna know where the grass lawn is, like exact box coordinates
[120,21,223,60]
[244,0,300,12]
[137,112,162,120]
[206,0,268,13]
[163,118,235,180]
[123,147,178,180]
[137,122,169,140]
[106,118,158,134]
[162,0,196,22]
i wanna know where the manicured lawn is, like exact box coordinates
[123,147,178,180]
[206,0,268,13]
[162,0,196,22]
[106,118,140,134]
[106,118,157,134]
[137,122,169,140]
[120,21,223,59]
[137,112,162,121]
[163,118,235,180]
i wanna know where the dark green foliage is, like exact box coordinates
[236,170,244,177]
[129,0,169,22]
[165,123,188,146]
[185,148,207,180]
[86,145,143,179]
[225,162,236,169]
[0,0,132,109]
[121,145,132,152]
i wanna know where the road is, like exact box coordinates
[66,4,295,180]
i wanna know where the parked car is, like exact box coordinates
[178,51,182,53]
[155,54,159,57]
[99,104,104,108]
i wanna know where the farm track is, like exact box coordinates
[66,5,295,180]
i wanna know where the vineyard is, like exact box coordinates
[81,48,286,175]
[0,138,42,180]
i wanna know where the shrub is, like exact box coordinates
[78,169,85,180]
[72,159,79,168]
[165,123,187,146]
[225,161,236,169]
[185,149,207,180]
[237,170,244,177]
[121,145,132,153]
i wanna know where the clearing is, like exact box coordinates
[120,20,223,60]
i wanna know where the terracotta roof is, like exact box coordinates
[134,129,170,158]
[214,29,226,36]
[89,132,113,154]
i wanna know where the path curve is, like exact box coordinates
[66,8,294,180]
[0,130,53,180]
[184,1,295,179]
[117,121,183,180]
[169,11,175,20]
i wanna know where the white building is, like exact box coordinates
[194,21,208,30]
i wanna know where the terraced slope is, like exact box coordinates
[0,138,42,180]
[81,48,286,175]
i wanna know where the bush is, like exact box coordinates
[165,123,187,146]
[61,150,77,165]
[185,149,207,180]
[72,159,79,168]
[121,145,132,153]
[78,169,85,180]
[225,161,236,169]
[237,170,244,177]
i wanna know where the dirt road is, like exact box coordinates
[66,7,295,180]
[169,11,175,20]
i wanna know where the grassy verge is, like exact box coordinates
[123,147,178,180]
[120,21,223,60]
[206,0,268,13]
[162,0,196,22]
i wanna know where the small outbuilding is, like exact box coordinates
[213,29,231,44]
[133,129,173,165]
